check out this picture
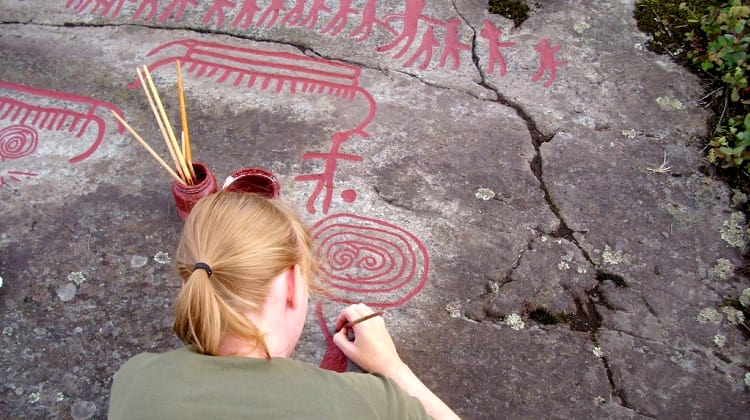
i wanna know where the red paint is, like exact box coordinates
[402,25,439,70]
[132,0,160,21]
[311,213,429,308]
[129,39,362,96]
[65,0,127,18]
[279,0,306,26]
[0,125,37,160]
[531,39,568,87]
[131,39,376,214]
[256,0,286,29]
[377,0,425,59]
[0,171,37,188]
[316,302,348,372]
[232,0,262,29]
[341,189,356,203]
[299,0,331,30]
[295,132,364,215]
[349,0,398,42]
[222,167,280,198]
[68,2,567,87]
[480,21,516,76]
[439,19,472,70]
[321,0,358,37]
[0,80,125,166]
[160,0,199,22]
[171,162,218,221]
[312,213,429,370]
[202,0,237,29]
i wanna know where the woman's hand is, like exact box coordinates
[332,303,406,376]
[331,303,462,420]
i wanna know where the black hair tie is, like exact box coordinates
[193,262,213,277]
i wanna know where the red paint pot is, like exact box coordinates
[171,162,218,221]
[222,167,280,199]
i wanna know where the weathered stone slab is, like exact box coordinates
[600,330,750,418]
[397,319,633,419]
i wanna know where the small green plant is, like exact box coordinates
[686,0,750,172]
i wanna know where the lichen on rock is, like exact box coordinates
[720,212,747,249]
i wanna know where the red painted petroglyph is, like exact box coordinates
[0,125,38,161]
[134,39,375,214]
[376,0,427,59]
[132,0,160,21]
[349,0,398,42]
[321,0,358,37]
[311,213,429,307]
[65,0,568,86]
[312,213,429,371]
[295,131,366,215]
[439,18,471,70]
[161,0,200,23]
[202,0,237,28]
[316,301,348,372]
[531,39,569,87]
[0,81,125,187]
[254,0,285,29]
[298,0,331,30]
[480,20,516,76]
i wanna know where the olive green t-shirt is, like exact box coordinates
[108,346,430,419]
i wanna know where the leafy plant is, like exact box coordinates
[685,0,750,171]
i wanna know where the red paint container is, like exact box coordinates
[222,167,280,199]
[171,162,218,221]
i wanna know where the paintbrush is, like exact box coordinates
[337,310,385,332]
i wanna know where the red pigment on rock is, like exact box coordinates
[316,302,348,372]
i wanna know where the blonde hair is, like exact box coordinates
[173,191,319,357]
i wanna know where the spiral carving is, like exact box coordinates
[0,125,38,161]
[311,213,429,307]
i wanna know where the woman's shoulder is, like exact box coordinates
[110,348,429,419]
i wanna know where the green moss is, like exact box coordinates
[488,0,531,27]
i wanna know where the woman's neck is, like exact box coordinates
[217,334,270,358]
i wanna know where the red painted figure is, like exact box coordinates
[439,18,471,70]
[531,39,568,87]
[281,0,308,27]
[480,20,516,76]
[299,0,331,30]
[256,0,287,29]
[377,0,426,59]
[232,0,262,29]
[321,0,359,37]
[202,0,238,29]
[349,0,398,42]
[402,25,439,69]
[132,0,160,22]
[159,0,199,23]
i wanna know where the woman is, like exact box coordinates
[109,191,459,419]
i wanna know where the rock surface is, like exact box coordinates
[0,1,748,418]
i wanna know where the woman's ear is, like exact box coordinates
[286,264,308,309]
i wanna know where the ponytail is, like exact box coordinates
[173,268,271,358]
[173,269,222,355]
[172,191,315,358]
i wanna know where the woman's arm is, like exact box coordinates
[333,304,461,420]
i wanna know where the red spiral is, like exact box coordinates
[311,213,429,307]
[0,125,38,161]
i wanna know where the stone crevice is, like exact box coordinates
[447,21,593,258]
